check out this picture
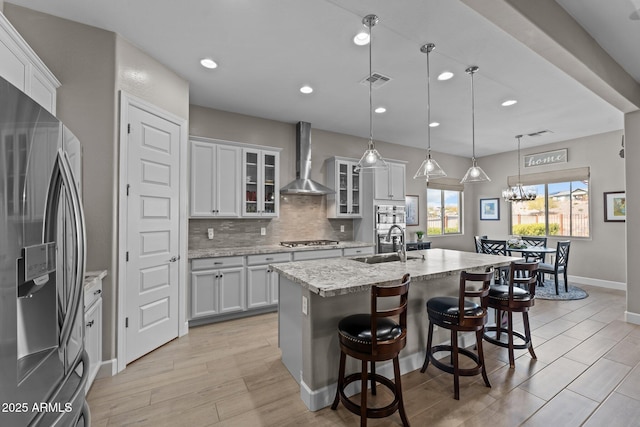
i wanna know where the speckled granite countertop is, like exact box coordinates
[188,241,374,259]
[270,249,521,297]
[84,270,107,287]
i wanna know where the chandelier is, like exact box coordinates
[502,135,537,202]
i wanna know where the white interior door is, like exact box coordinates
[125,104,180,363]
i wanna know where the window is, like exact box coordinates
[427,188,462,235]
[510,169,590,237]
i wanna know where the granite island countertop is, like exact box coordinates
[270,248,521,297]
[188,241,374,259]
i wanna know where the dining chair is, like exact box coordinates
[538,240,571,294]
[519,236,548,262]
[474,235,487,253]
[480,239,509,284]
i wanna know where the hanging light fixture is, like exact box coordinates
[502,135,537,202]
[414,43,447,181]
[460,66,490,183]
[355,14,388,172]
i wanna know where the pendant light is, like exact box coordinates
[502,135,537,202]
[355,14,388,172]
[414,43,447,181]
[460,66,490,183]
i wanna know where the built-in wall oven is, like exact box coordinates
[375,205,406,253]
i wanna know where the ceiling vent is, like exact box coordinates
[360,72,392,89]
[527,129,553,137]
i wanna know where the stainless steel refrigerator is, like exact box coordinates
[0,76,90,426]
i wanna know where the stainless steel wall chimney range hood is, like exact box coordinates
[280,121,335,195]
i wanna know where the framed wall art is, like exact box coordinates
[604,191,626,222]
[480,198,500,221]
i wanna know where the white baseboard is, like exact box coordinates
[96,358,118,378]
[568,275,626,291]
[625,311,640,325]
[299,351,425,411]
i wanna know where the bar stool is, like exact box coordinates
[331,273,411,427]
[420,270,494,400]
[484,261,539,368]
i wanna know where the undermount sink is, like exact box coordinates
[352,254,419,264]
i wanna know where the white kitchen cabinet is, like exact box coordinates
[292,248,343,261]
[342,246,375,257]
[246,252,291,308]
[191,256,245,318]
[0,13,60,114]
[374,161,406,201]
[190,139,241,217]
[326,157,362,218]
[242,148,279,217]
[83,270,106,394]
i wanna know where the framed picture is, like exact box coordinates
[480,198,500,221]
[405,195,419,226]
[604,191,626,222]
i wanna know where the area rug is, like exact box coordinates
[536,279,588,300]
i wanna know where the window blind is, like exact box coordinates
[507,166,590,186]
[426,177,464,192]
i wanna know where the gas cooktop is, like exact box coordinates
[280,239,340,248]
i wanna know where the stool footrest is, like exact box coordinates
[484,326,531,350]
[429,344,484,377]
[337,372,400,419]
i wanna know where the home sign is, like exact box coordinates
[523,148,567,168]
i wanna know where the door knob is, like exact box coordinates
[169,255,180,262]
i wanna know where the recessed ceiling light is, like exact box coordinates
[501,99,518,106]
[200,58,218,69]
[374,107,386,114]
[429,122,440,127]
[437,71,454,81]
[300,85,313,94]
[353,31,370,46]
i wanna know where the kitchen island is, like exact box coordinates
[270,248,521,411]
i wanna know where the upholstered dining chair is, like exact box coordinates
[538,240,571,295]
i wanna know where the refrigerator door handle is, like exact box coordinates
[58,150,86,353]
[44,149,87,353]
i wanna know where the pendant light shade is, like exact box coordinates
[502,135,537,202]
[356,14,388,172]
[460,66,490,184]
[414,43,447,181]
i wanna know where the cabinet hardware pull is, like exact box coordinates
[266,257,274,260]
[86,320,94,328]
[94,289,102,295]
[214,262,223,265]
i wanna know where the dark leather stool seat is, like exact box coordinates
[421,270,494,400]
[331,274,411,427]
[484,261,539,368]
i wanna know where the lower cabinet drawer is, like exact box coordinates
[343,246,375,257]
[247,252,291,265]
[192,256,244,270]
[293,248,343,261]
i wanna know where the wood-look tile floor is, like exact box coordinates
[88,284,640,426]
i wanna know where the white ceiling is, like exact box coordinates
[5,0,636,157]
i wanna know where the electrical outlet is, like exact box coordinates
[340,225,345,232]
[260,227,266,236]
[302,296,308,315]
[207,228,214,239]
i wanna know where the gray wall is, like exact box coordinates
[189,105,475,251]
[475,130,626,283]
[5,4,190,362]
[626,111,640,315]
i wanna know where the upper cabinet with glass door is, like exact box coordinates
[326,157,362,218]
[242,148,280,217]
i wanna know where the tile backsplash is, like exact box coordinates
[189,194,354,249]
